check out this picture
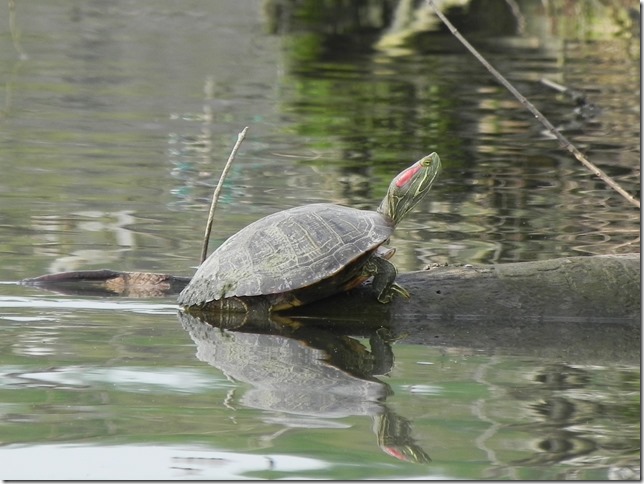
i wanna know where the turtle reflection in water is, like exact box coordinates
[178,153,441,313]
[179,311,431,464]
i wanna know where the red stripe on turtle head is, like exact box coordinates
[395,162,421,188]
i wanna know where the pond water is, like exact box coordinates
[0,0,639,480]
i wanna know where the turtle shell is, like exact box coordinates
[178,203,394,309]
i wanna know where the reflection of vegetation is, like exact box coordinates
[282,59,461,168]
[264,0,397,37]
[536,0,639,43]
[265,0,640,263]
[268,0,471,173]
[269,0,639,166]
[503,363,641,477]
[8,0,28,60]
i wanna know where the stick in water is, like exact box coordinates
[425,0,640,209]
[200,126,249,264]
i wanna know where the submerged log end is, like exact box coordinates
[21,269,191,297]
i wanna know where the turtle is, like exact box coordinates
[178,152,441,313]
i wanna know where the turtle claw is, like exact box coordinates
[376,282,410,303]
[392,282,410,299]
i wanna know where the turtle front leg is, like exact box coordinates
[363,256,410,304]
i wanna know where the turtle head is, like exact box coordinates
[378,153,441,225]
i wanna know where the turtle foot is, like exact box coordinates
[376,282,410,304]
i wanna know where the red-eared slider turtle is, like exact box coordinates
[178,152,441,313]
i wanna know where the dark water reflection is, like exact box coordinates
[0,0,640,480]
[178,311,432,465]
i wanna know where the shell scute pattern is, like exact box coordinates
[179,203,393,306]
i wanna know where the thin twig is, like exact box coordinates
[426,0,640,209]
[540,77,568,94]
[200,126,249,263]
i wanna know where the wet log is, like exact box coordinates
[21,254,639,324]
[285,253,640,363]
[21,254,639,362]
[21,254,639,318]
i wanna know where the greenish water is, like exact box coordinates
[0,290,639,480]
[0,0,639,480]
